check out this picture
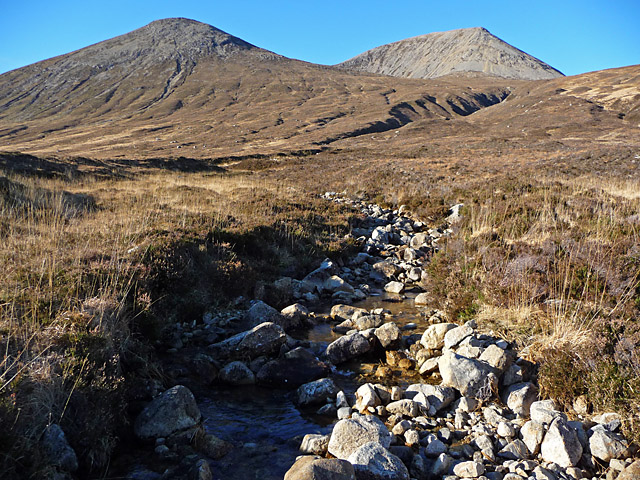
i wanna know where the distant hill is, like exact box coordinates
[338,27,564,80]
[0,18,513,159]
[0,19,637,160]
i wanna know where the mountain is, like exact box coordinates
[0,19,637,161]
[338,27,563,81]
[0,18,513,159]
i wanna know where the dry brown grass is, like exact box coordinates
[0,162,358,477]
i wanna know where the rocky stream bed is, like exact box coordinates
[44,193,640,480]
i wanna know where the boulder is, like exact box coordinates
[209,322,286,360]
[502,382,538,417]
[618,460,640,480]
[372,261,402,279]
[405,384,456,412]
[284,456,355,480]
[219,361,255,385]
[453,461,485,478]
[256,347,329,387]
[384,281,405,294]
[414,293,429,305]
[409,233,430,249]
[325,276,355,294]
[326,333,371,364]
[385,400,420,417]
[438,352,498,400]
[498,439,529,460]
[281,303,309,328]
[530,400,566,425]
[479,344,510,372]
[420,323,457,349]
[347,442,410,480]
[243,300,287,329]
[302,258,337,294]
[374,322,401,348]
[331,304,368,321]
[134,385,201,439]
[296,378,339,406]
[300,434,330,455]
[589,428,629,462]
[443,325,474,349]
[328,414,391,459]
[41,424,78,472]
[355,384,381,412]
[521,420,545,455]
[540,417,583,467]
[354,315,384,331]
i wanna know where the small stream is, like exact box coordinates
[199,291,430,479]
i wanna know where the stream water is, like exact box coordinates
[200,291,429,479]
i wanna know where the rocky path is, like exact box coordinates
[120,193,638,480]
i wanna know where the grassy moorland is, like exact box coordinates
[0,142,639,476]
[0,154,358,477]
[262,145,640,441]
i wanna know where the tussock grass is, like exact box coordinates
[0,163,356,477]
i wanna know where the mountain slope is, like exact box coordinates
[0,18,514,159]
[338,27,563,81]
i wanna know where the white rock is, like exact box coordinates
[384,281,405,294]
[453,461,485,478]
[589,428,629,462]
[530,400,566,425]
[540,417,583,467]
[521,420,545,455]
[420,323,457,349]
[443,325,474,349]
[327,414,391,459]
[414,293,429,305]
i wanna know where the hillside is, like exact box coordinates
[0,19,523,159]
[338,27,563,80]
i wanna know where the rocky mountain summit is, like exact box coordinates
[338,27,564,80]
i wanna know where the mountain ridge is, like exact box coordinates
[338,27,564,80]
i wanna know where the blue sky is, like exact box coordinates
[0,0,638,76]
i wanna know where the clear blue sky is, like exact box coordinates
[1,0,638,76]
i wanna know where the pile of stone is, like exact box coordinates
[286,319,638,480]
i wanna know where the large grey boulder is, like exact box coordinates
[300,434,330,455]
[328,414,392,459]
[502,382,538,417]
[420,323,457,349]
[296,378,339,406]
[354,315,384,331]
[219,361,255,385]
[438,352,498,400]
[302,258,337,294]
[589,428,629,462]
[281,303,309,329]
[453,461,485,478]
[284,456,356,480]
[331,304,368,321]
[326,333,371,364]
[210,322,286,360]
[540,417,583,467]
[521,420,545,455]
[443,325,474,349]
[243,300,287,329]
[347,442,410,480]
[374,322,401,348]
[385,400,420,417]
[405,384,456,412]
[41,424,78,472]
[530,400,566,425]
[325,275,355,294]
[134,385,201,439]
